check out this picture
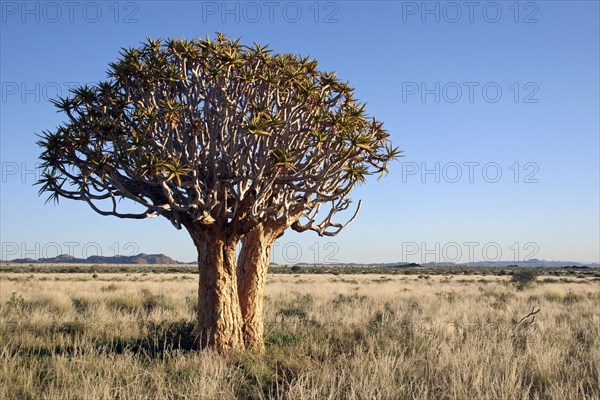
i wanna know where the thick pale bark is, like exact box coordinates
[237,225,277,349]
[192,229,244,351]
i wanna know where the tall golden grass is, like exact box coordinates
[0,272,598,399]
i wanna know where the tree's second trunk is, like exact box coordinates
[194,230,244,351]
[237,225,275,349]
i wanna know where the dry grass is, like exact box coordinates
[0,272,598,399]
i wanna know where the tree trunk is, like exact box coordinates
[237,225,278,350]
[192,229,244,352]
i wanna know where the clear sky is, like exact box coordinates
[1,0,598,264]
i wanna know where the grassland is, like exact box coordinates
[0,266,598,399]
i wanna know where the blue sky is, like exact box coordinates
[1,1,598,264]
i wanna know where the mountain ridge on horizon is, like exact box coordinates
[2,253,182,265]
[1,253,598,268]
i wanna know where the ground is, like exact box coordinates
[0,266,598,399]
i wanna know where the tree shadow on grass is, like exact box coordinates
[96,320,199,356]
[9,320,199,358]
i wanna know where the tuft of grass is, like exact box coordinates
[562,290,584,305]
[100,283,119,292]
[105,293,141,313]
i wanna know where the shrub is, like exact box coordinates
[6,292,25,310]
[511,269,538,290]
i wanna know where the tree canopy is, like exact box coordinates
[37,33,400,239]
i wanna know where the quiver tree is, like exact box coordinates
[36,33,400,351]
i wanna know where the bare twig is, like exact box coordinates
[517,307,541,326]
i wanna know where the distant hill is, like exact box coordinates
[5,253,183,265]
[278,260,599,268]
[416,260,599,268]
[2,254,597,268]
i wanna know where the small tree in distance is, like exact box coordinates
[36,33,400,351]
